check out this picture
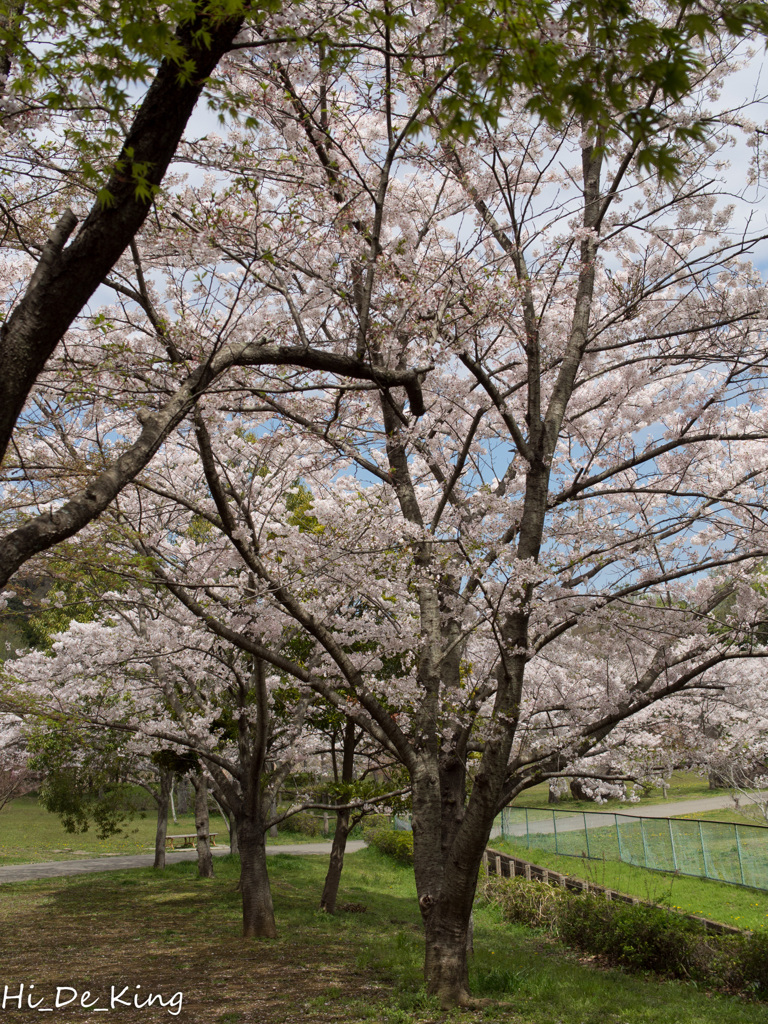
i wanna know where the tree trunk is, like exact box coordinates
[176,777,190,814]
[410,750,493,1007]
[424,910,472,1008]
[268,795,278,839]
[153,768,173,869]
[229,812,239,856]
[237,814,277,938]
[319,809,351,913]
[192,774,214,879]
[320,717,356,913]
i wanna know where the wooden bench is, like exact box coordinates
[165,834,218,850]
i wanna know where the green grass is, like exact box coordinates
[492,838,768,931]
[514,770,725,812]
[1,846,767,1023]
[0,796,326,865]
[0,796,183,863]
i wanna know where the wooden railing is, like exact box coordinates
[483,847,743,935]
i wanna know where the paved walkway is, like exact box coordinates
[0,840,367,885]
[621,793,760,818]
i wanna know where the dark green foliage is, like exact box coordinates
[725,932,768,996]
[557,894,700,976]
[362,818,414,864]
[281,811,324,837]
[36,768,143,839]
[27,722,144,839]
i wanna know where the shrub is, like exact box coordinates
[557,894,700,976]
[281,811,323,836]
[724,931,768,995]
[362,819,414,864]
[361,813,393,835]
[477,875,562,930]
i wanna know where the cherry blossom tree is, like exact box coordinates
[0,0,437,587]
[48,22,768,1006]
[3,595,403,935]
[3,611,313,933]
[6,1,768,1008]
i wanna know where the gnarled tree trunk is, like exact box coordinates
[410,740,498,1008]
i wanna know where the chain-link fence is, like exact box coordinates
[393,807,768,890]
[498,807,768,890]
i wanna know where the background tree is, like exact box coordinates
[3,599,402,936]
[0,713,30,813]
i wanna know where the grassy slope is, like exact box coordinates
[492,838,768,931]
[1,847,767,1024]
[0,797,323,865]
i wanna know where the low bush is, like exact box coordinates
[479,874,768,999]
[558,894,700,976]
[280,811,323,836]
[478,875,562,930]
[725,931,768,995]
[362,818,414,864]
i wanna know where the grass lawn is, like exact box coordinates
[0,797,326,865]
[514,770,725,812]
[492,838,768,931]
[1,847,767,1024]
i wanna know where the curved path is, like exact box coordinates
[0,840,367,885]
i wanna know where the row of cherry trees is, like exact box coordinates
[4,0,768,1008]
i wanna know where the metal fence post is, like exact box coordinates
[640,817,650,869]
[584,812,591,859]
[698,820,710,879]
[668,817,678,872]
[553,809,559,853]
[616,814,625,862]
[735,824,746,886]
[526,807,530,850]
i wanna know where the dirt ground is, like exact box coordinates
[0,869,385,1023]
